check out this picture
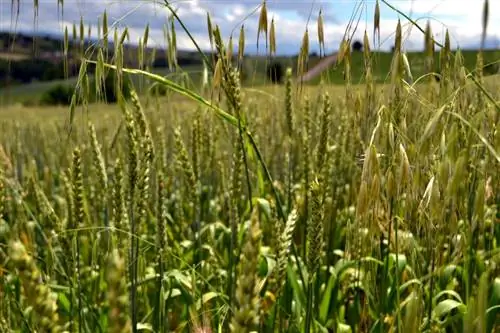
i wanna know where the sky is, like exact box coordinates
[1,0,499,55]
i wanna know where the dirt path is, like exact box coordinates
[296,53,338,83]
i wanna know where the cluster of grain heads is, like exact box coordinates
[230,207,262,333]
[8,240,64,332]
[1,0,499,332]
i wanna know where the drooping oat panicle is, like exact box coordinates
[269,17,276,57]
[344,39,352,103]
[230,207,262,333]
[362,30,376,145]
[107,248,132,333]
[257,0,268,52]
[213,25,230,75]
[297,29,310,82]
[438,30,452,99]
[481,0,489,49]
[213,57,223,90]
[374,0,381,46]
[317,9,325,57]
[398,143,411,192]
[63,26,69,78]
[207,12,214,50]
[226,34,234,63]
[102,10,108,50]
[79,17,84,55]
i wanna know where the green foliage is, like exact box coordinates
[39,83,75,105]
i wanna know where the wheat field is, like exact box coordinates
[0,1,499,333]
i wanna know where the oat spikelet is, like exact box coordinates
[226,34,234,63]
[257,1,268,52]
[297,29,310,80]
[269,17,276,57]
[207,12,214,49]
[374,0,381,46]
[482,0,489,49]
[317,9,325,57]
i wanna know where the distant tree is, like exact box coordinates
[99,71,132,103]
[352,40,363,52]
[40,83,75,106]
[484,62,499,75]
[266,62,284,84]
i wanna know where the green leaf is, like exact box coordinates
[337,323,352,333]
[433,290,463,305]
[196,292,221,311]
[319,272,338,323]
[137,323,154,331]
[255,197,271,219]
[57,293,71,313]
[287,264,306,309]
[432,299,466,324]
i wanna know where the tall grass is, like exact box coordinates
[0,1,499,332]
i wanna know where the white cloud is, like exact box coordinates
[1,0,498,54]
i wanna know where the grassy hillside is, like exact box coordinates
[1,31,499,107]
[291,49,500,84]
